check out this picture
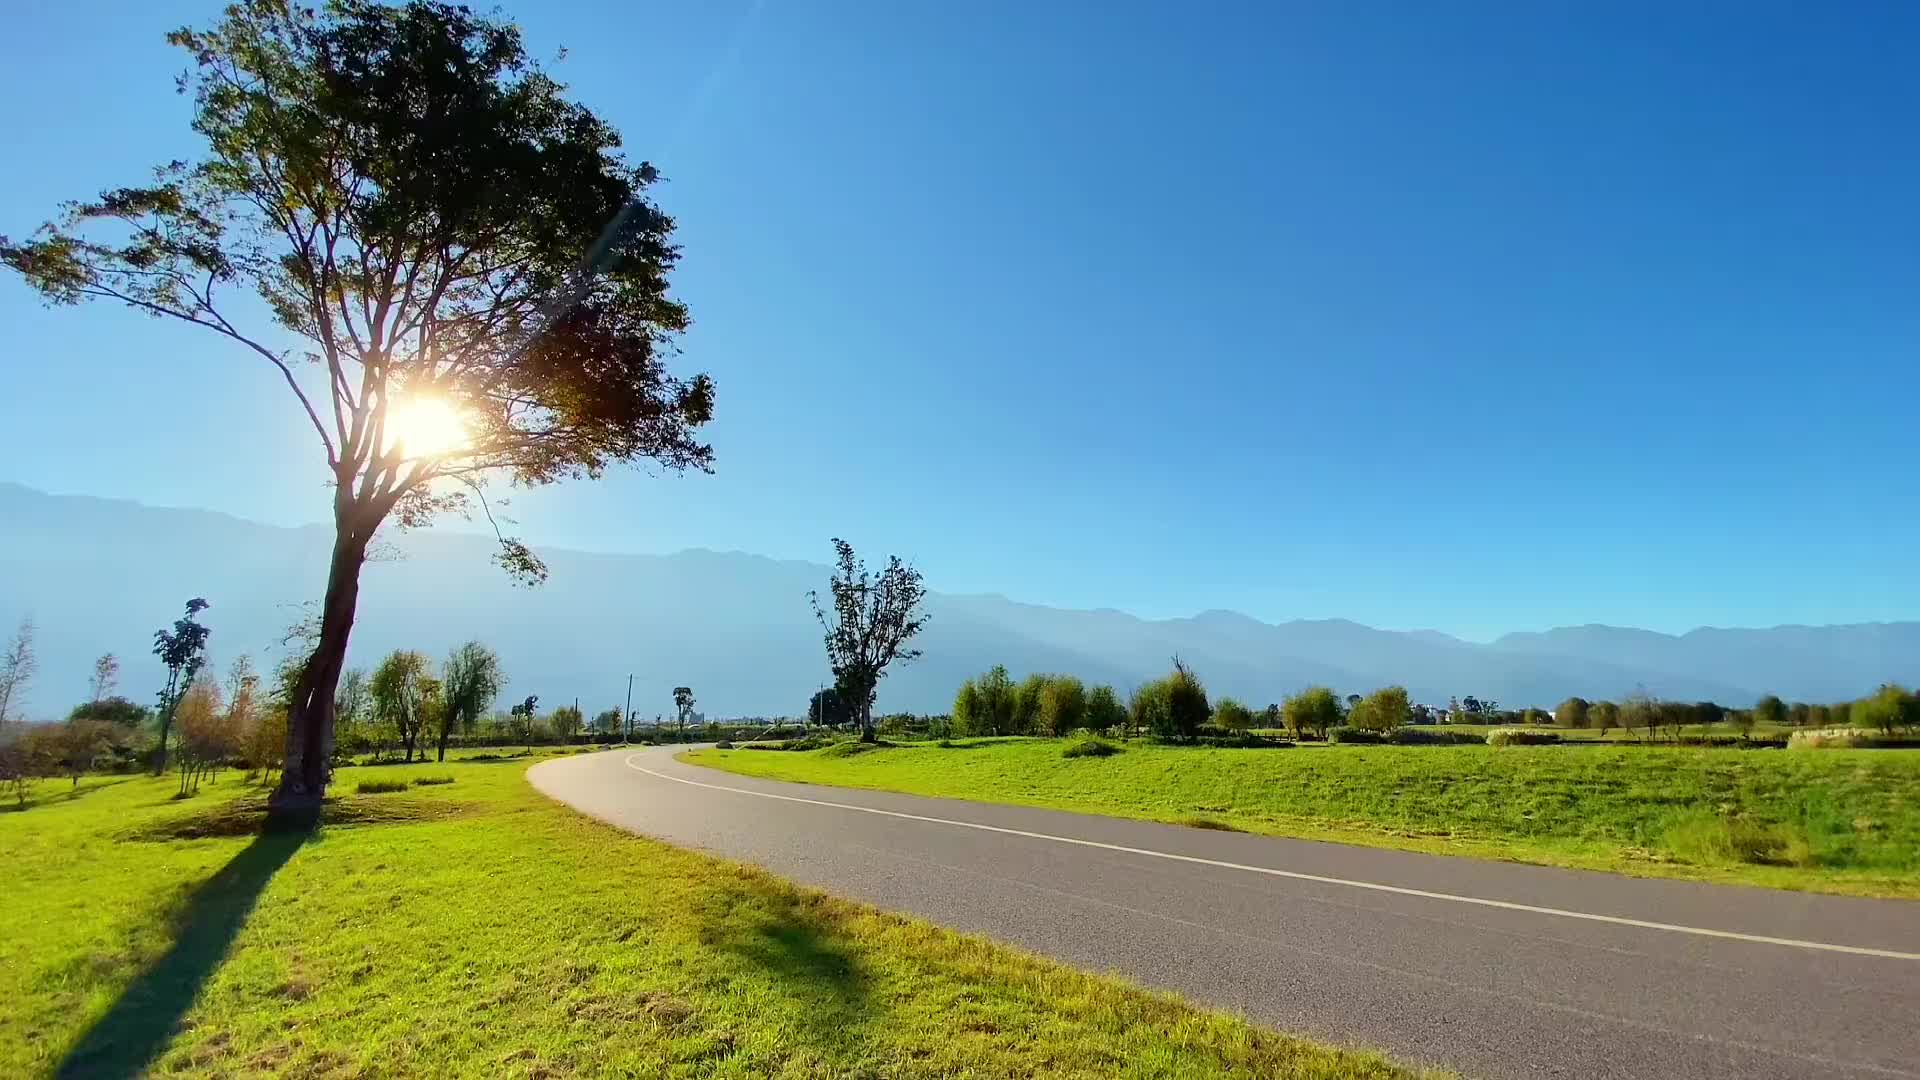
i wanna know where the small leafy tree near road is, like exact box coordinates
[509,695,540,751]
[1086,685,1126,735]
[0,616,38,726]
[370,651,433,762]
[1011,674,1048,735]
[953,666,1015,737]
[1132,659,1208,741]
[809,539,929,743]
[3,0,716,816]
[550,704,584,742]
[1283,686,1343,740]
[152,599,212,773]
[593,708,623,738]
[807,686,851,729]
[1037,675,1088,736]
[438,642,503,761]
[673,687,697,738]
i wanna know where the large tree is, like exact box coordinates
[152,599,213,773]
[1,0,713,816]
[809,540,929,743]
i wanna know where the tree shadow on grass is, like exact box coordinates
[56,826,310,1079]
[713,896,871,1046]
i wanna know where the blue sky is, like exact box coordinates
[3,1,1915,640]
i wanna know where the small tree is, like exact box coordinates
[1553,697,1590,729]
[44,719,115,788]
[509,695,540,751]
[1622,689,1658,743]
[1856,684,1919,735]
[1012,674,1048,735]
[1349,686,1411,733]
[593,708,623,738]
[1086,685,1125,735]
[0,616,38,726]
[370,650,433,762]
[1036,675,1088,737]
[438,642,503,761]
[151,599,212,772]
[1213,698,1255,733]
[173,677,228,797]
[1589,700,1619,736]
[1752,695,1787,730]
[808,539,929,743]
[1727,705,1756,738]
[89,653,119,704]
[1282,686,1343,740]
[807,686,850,729]
[550,704,585,742]
[333,668,372,760]
[1136,659,1210,741]
[673,687,697,739]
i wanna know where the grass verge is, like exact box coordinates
[686,739,1920,898]
[0,756,1432,1079]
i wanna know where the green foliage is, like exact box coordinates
[1061,733,1122,758]
[1212,698,1255,732]
[1036,675,1088,737]
[549,704,585,741]
[67,696,150,728]
[807,686,851,728]
[953,666,1018,737]
[1011,674,1048,735]
[369,650,435,761]
[1752,695,1788,729]
[1282,686,1344,739]
[1084,684,1125,733]
[1853,684,1920,736]
[1588,700,1619,734]
[1553,697,1589,728]
[1347,687,1410,733]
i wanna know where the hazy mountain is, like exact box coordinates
[1,483,1913,720]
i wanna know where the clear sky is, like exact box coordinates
[3,1,1915,641]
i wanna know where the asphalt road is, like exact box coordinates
[530,745,1920,1080]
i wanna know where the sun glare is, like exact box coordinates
[385,396,470,458]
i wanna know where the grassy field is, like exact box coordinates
[0,752,1431,1079]
[687,739,1920,898]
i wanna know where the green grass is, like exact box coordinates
[0,757,1431,1079]
[687,739,1920,898]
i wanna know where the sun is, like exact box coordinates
[385,396,470,458]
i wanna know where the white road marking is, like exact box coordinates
[623,753,1920,963]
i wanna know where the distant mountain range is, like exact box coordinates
[2,482,1913,720]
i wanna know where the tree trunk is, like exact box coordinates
[270,516,374,822]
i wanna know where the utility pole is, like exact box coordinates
[623,673,634,744]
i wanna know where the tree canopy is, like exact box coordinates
[1,0,717,811]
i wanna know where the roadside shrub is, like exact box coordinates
[411,776,455,787]
[745,736,829,752]
[355,779,410,794]
[819,740,890,758]
[1326,726,1383,745]
[715,740,735,749]
[1061,733,1121,759]
[1486,729,1560,747]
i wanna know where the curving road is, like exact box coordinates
[530,745,1920,1080]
